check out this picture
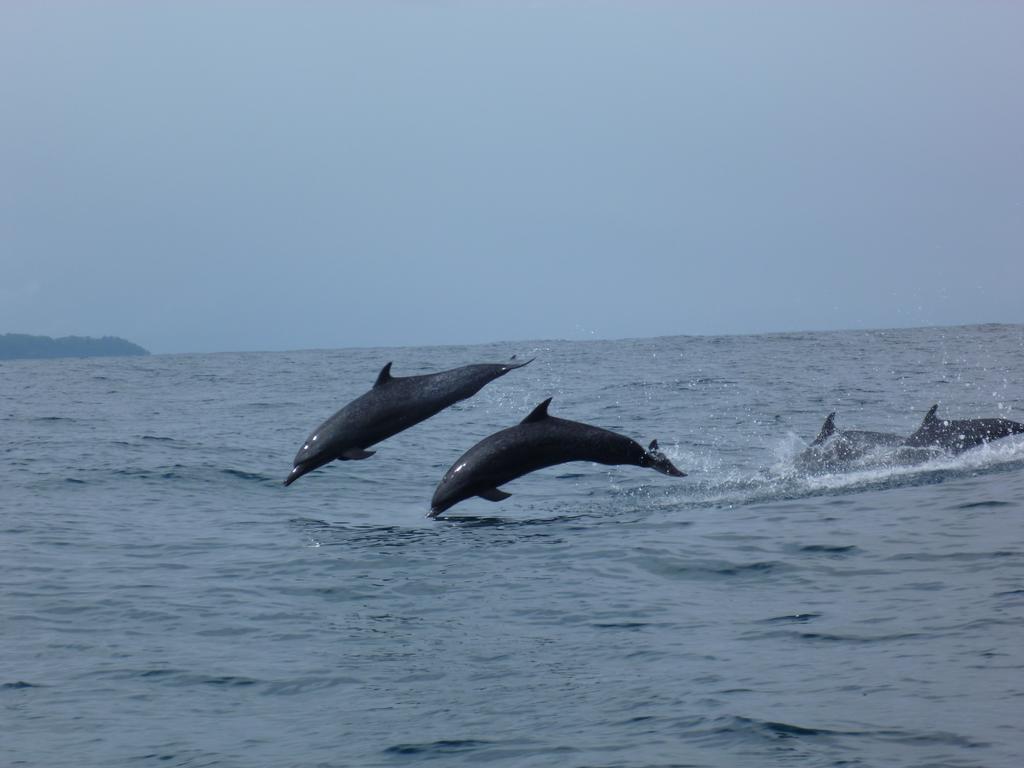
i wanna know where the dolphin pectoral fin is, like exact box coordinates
[340,448,376,460]
[478,488,512,502]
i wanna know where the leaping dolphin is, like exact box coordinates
[904,404,1024,454]
[429,397,685,516]
[796,412,906,473]
[285,358,532,486]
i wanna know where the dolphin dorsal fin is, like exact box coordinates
[922,404,939,425]
[648,439,659,452]
[374,362,393,388]
[522,397,553,424]
[812,412,837,445]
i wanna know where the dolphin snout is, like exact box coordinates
[428,489,453,517]
[283,464,306,486]
[643,443,686,477]
[648,456,686,477]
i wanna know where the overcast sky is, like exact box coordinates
[1,1,1021,353]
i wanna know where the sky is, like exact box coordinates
[1,1,1021,354]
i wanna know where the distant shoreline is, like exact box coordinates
[0,333,149,360]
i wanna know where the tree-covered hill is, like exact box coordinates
[0,334,150,360]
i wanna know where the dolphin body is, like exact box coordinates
[796,412,906,473]
[284,359,532,486]
[903,404,1024,454]
[429,397,685,516]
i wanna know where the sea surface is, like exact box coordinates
[3,323,1023,768]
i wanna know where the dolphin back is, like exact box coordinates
[285,358,533,486]
[905,404,1024,452]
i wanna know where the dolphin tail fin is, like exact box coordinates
[479,488,512,502]
[502,357,535,373]
[812,412,837,446]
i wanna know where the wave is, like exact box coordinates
[220,468,275,483]
[682,714,989,750]
[384,740,496,756]
[741,628,927,644]
[104,465,280,486]
[90,667,363,695]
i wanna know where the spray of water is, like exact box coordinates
[638,435,1024,511]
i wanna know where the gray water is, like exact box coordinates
[3,323,1023,767]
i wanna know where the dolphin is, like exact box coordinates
[429,397,685,516]
[796,412,906,473]
[284,358,532,486]
[903,404,1024,454]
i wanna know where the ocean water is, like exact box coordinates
[3,323,1023,768]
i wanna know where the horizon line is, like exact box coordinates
[145,319,1021,357]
